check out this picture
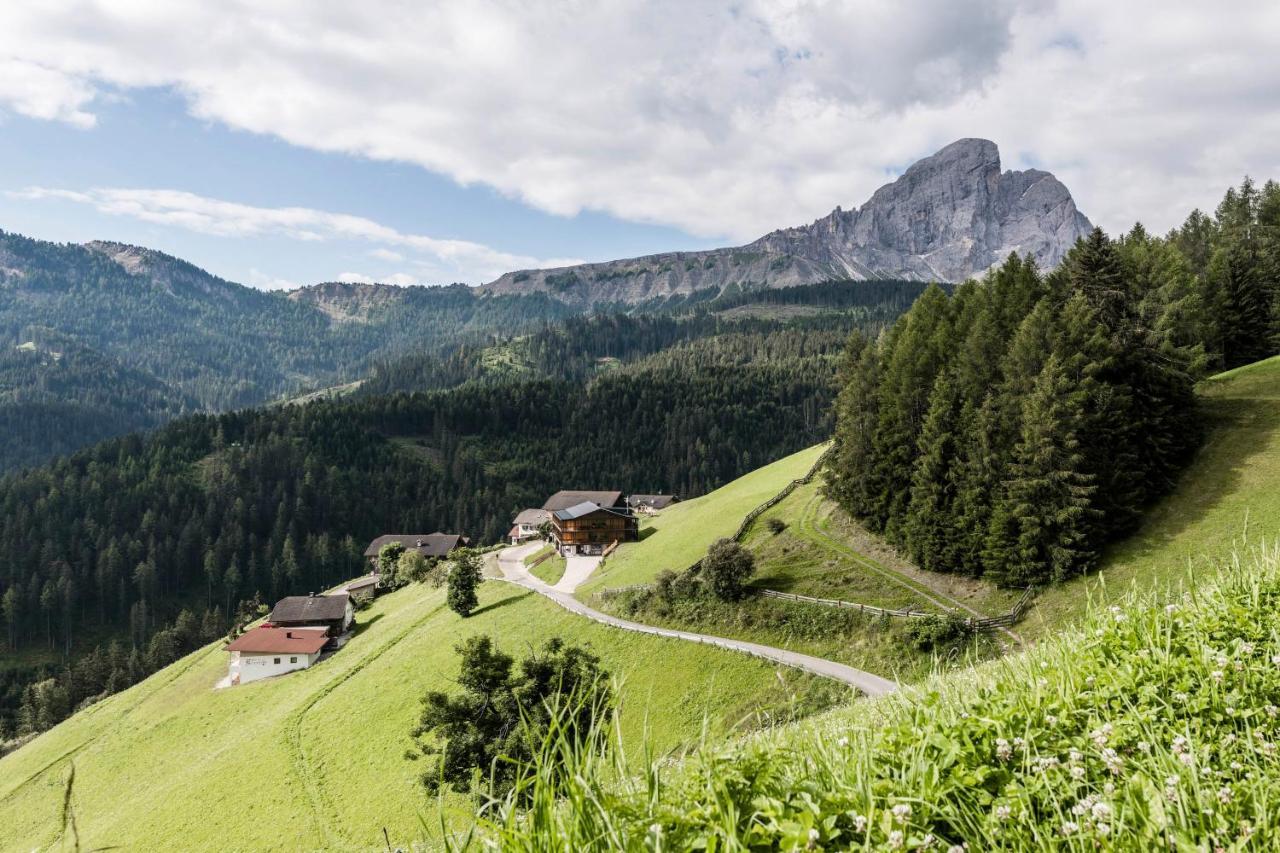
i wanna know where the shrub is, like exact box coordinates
[701,538,755,601]
[766,518,788,535]
[903,613,974,650]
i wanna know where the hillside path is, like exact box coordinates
[495,544,898,697]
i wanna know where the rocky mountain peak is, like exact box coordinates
[480,138,1094,305]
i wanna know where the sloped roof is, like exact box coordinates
[363,533,467,558]
[543,490,624,511]
[344,574,379,591]
[553,501,633,521]
[270,593,350,623]
[513,508,551,525]
[628,494,678,509]
[226,625,328,655]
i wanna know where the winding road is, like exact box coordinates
[494,543,898,697]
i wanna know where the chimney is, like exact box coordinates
[286,631,294,639]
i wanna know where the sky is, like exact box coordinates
[1,1,1278,290]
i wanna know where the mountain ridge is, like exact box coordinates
[482,138,1092,305]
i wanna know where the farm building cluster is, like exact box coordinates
[223,532,469,686]
[508,490,678,555]
[222,487,676,686]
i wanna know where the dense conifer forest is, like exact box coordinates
[0,306,874,739]
[825,177,1280,587]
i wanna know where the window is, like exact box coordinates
[290,656,298,664]
[274,657,281,664]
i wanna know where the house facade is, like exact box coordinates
[551,501,639,555]
[508,508,551,544]
[225,625,329,686]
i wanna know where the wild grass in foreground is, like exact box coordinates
[474,543,1280,850]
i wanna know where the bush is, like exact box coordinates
[766,518,788,535]
[903,613,975,650]
[701,538,755,601]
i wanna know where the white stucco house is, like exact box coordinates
[508,508,551,544]
[224,625,329,686]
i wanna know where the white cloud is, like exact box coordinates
[11,186,582,283]
[337,271,417,287]
[246,268,299,292]
[1,1,1278,239]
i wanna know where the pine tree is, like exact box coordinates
[446,548,483,617]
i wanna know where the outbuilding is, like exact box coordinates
[268,593,354,639]
[224,625,329,686]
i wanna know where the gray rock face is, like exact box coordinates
[482,139,1092,306]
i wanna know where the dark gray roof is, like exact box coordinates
[543,490,624,511]
[628,494,678,509]
[270,593,350,623]
[553,501,633,522]
[513,508,551,525]
[364,533,467,558]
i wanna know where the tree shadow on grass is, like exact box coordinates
[469,590,533,618]
[350,613,384,637]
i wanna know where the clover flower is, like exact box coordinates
[892,803,912,824]
[887,830,904,849]
[1060,821,1079,836]
[993,804,1012,822]
[1218,786,1233,805]
[995,738,1012,761]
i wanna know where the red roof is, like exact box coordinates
[225,625,329,655]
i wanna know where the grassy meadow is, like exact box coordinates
[579,443,827,595]
[0,579,840,851]
[490,542,1280,850]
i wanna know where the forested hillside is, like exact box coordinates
[0,305,870,740]
[0,231,576,470]
[825,184,1280,587]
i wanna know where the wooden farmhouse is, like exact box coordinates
[224,626,328,686]
[550,501,638,555]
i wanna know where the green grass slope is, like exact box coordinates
[580,443,827,595]
[492,543,1280,849]
[1027,354,1280,636]
[0,580,837,852]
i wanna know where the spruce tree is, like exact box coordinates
[903,369,961,572]
[446,548,483,617]
[985,356,1098,586]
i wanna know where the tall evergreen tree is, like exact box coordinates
[985,356,1098,586]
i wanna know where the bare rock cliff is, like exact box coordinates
[482,139,1092,305]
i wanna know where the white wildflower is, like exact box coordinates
[995,738,1012,761]
[1096,823,1111,837]
[1060,821,1079,836]
[1218,786,1233,804]
[1211,670,1225,683]
[1165,603,1178,614]
[994,805,1012,822]
[1046,714,1058,726]
[1101,747,1123,775]
[1091,723,1113,747]
[1137,741,1151,752]
[892,803,912,824]
[837,736,849,749]
[852,814,867,833]
[1240,642,1254,655]
[888,830,904,849]
[1171,736,1189,755]
[807,827,820,847]
[1271,654,1280,666]
[1071,766,1087,780]
[921,833,936,849]
[1231,761,1243,772]
[947,846,966,853]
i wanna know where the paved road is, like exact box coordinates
[496,543,898,697]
